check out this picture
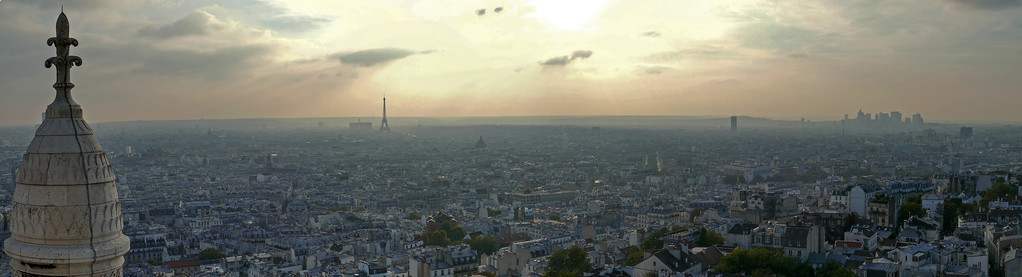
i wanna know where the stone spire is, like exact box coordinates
[4,11,130,277]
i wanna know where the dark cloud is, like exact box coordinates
[137,11,226,38]
[494,7,504,13]
[334,48,419,67]
[635,65,671,75]
[539,56,572,66]
[36,0,126,11]
[571,50,593,59]
[261,15,330,33]
[477,9,486,16]
[539,50,594,67]
[640,31,661,37]
[125,44,278,81]
[945,0,1021,10]
[641,67,663,75]
[734,22,833,54]
[645,46,735,62]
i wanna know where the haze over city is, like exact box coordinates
[2,0,1022,126]
[7,1,1022,277]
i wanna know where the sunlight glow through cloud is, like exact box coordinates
[0,0,1021,125]
[525,0,611,31]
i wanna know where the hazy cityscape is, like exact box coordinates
[3,112,1022,276]
[3,0,1022,277]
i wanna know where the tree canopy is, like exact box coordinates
[981,183,1018,207]
[641,227,670,250]
[465,236,500,255]
[544,245,593,277]
[198,248,223,261]
[715,247,813,277]
[817,260,855,277]
[422,221,468,246]
[940,197,978,236]
[623,246,644,266]
[897,202,926,228]
[696,228,725,247]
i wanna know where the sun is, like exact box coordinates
[524,0,612,31]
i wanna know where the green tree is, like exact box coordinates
[941,198,963,235]
[906,194,922,204]
[446,226,467,241]
[423,230,452,246]
[623,246,645,266]
[641,228,670,250]
[544,245,593,277]
[328,206,350,212]
[408,212,421,220]
[716,247,812,277]
[477,271,497,277]
[898,202,926,228]
[643,272,659,277]
[465,236,500,255]
[422,220,468,246]
[982,184,1018,207]
[817,260,855,277]
[961,203,977,213]
[198,248,222,261]
[696,228,725,247]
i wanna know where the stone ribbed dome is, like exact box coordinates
[3,11,129,277]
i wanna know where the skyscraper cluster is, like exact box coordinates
[843,109,925,129]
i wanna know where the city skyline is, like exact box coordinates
[3,5,1022,276]
[1,0,1021,126]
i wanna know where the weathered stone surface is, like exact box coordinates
[5,11,128,277]
[16,153,115,185]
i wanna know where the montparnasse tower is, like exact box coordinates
[3,11,130,276]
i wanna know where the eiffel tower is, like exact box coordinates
[380,97,390,132]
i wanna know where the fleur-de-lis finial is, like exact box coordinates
[45,11,82,91]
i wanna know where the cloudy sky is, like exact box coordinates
[1,0,1021,126]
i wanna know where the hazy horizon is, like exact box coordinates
[2,113,1020,129]
[1,114,1007,131]
[2,0,1021,126]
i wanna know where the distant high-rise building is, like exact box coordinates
[890,111,902,125]
[380,97,390,132]
[960,127,973,140]
[5,11,129,276]
[877,112,890,125]
[912,113,924,126]
[730,116,738,133]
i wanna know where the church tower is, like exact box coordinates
[4,11,130,276]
